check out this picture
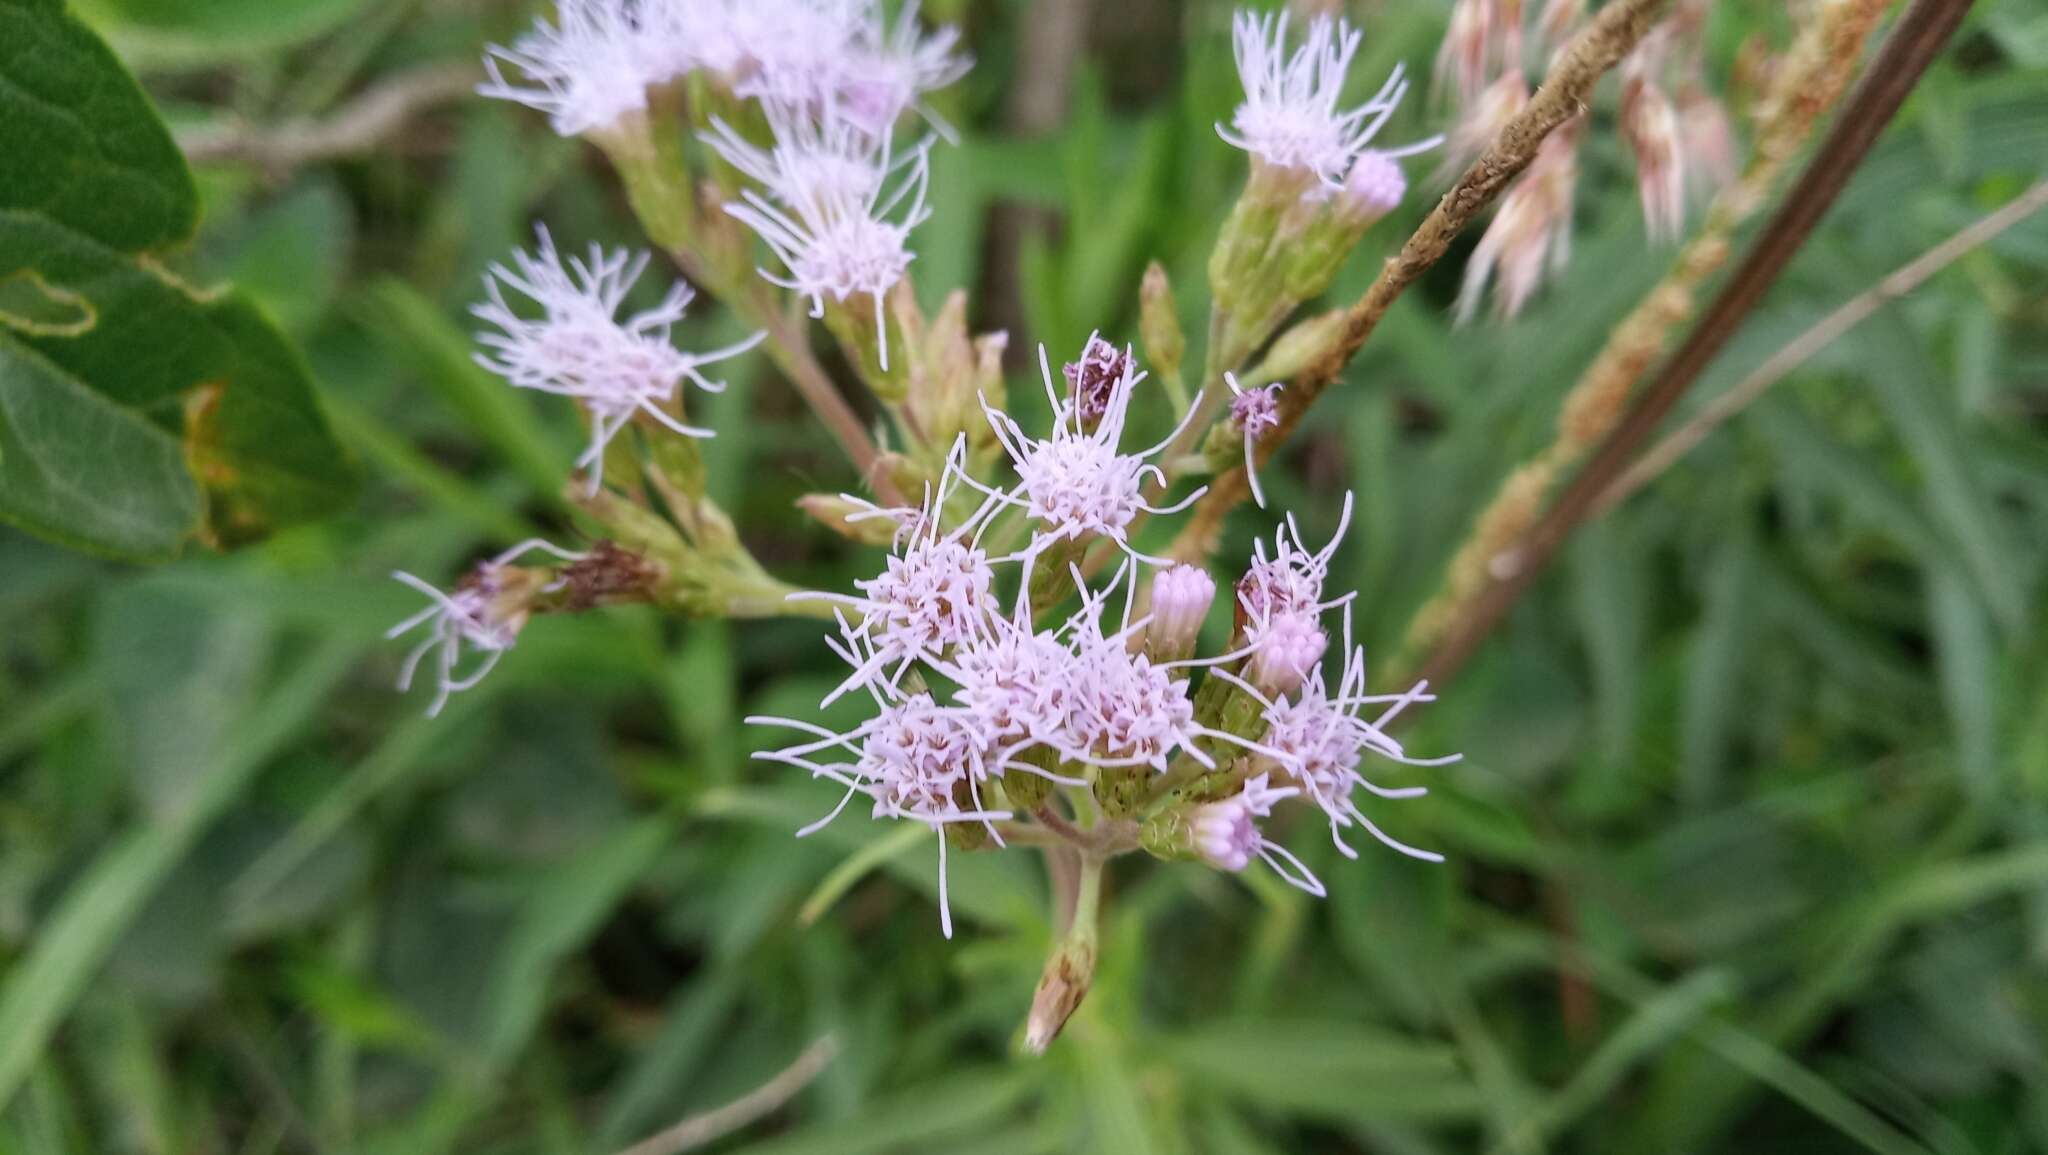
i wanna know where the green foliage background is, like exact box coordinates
[3,0,2047,1151]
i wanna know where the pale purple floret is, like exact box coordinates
[473,225,763,495]
[713,103,932,371]
[1191,773,1326,896]
[1219,11,1421,188]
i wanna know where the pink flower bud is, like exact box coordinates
[1341,149,1409,226]
[1246,610,1328,698]
[1145,564,1217,663]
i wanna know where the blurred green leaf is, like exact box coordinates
[70,0,375,66]
[0,0,357,557]
[727,1070,1033,1155]
[1162,1020,1481,1123]
[0,641,358,1111]
[0,336,200,558]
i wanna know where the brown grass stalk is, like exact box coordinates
[1410,0,1978,690]
[1402,0,1898,657]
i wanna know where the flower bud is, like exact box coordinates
[1246,610,1328,698]
[1189,794,1263,873]
[1210,159,1317,311]
[1338,149,1408,231]
[823,279,917,403]
[1139,262,1186,382]
[797,493,906,547]
[1144,564,1217,664]
[1249,308,1349,385]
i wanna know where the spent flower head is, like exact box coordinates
[387,539,586,717]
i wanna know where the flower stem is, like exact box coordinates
[1024,854,1104,1054]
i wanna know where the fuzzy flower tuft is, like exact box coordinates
[713,103,932,370]
[975,344,1208,571]
[473,226,764,494]
[1220,11,1417,188]
[480,0,659,138]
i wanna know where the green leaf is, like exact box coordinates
[727,1070,1032,1155]
[0,335,199,558]
[0,0,195,252]
[0,0,357,557]
[1681,534,1756,809]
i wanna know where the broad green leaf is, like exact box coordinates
[0,0,194,251]
[0,0,357,557]
[0,335,199,559]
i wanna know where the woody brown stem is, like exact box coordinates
[1409,0,1975,691]
[1403,0,1897,658]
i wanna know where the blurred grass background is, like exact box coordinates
[4,0,2048,1152]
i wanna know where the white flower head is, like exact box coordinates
[837,0,973,136]
[748,690,1013,938]
[945,615,1088,756]
[723,0,872,108]
[387,539,586,717]
[1050,565,1296,775]
[718,103,932,370]
[792,440,1006,704]
[1220,10,1417,187]
[977,344,1208,570]
[473,226,764,494]
[1243,608,1458,863]
[1191,773,1326,895]
[480,0,656,138]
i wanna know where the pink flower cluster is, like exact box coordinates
[751,344,1457,935]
